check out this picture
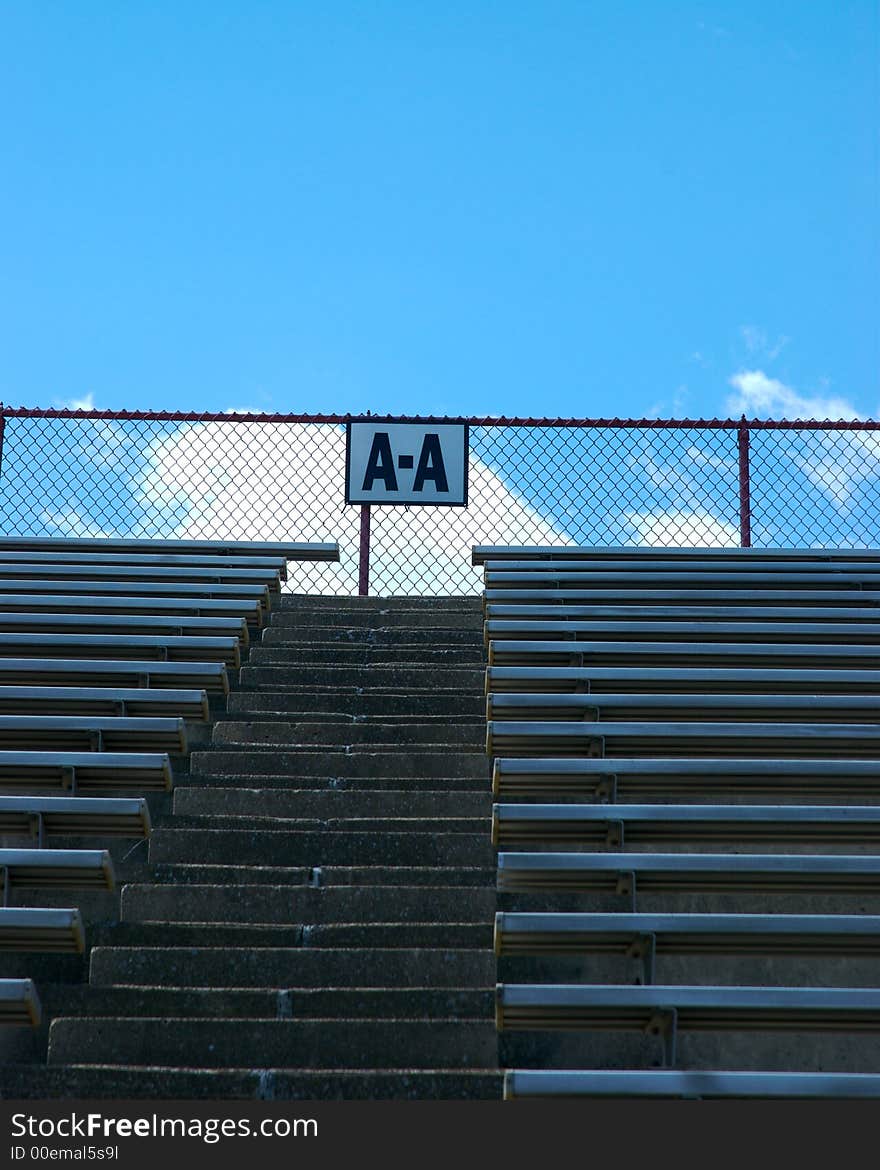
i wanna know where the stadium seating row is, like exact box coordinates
[478,543,880,1099]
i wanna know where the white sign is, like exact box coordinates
[345,422,469,506]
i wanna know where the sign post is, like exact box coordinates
[345,421,470,594]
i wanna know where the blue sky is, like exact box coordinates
[1,1,877,422]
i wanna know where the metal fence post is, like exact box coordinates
[737,417,752,548]
[358,504,371,596]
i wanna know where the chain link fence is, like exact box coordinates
[1,409,879,595]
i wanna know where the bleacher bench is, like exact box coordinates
[502,1069,880,1099]
[486,720,880,759]
[0,848,115,895]
[0,563,283,591]
[0,537,339,560]
[0,580,272,614]
[492,757,880,802]
[485,603,880,624]
[482,565,880,590]
[0,795,150,841]
[485,666,880,695]
[494,911,880,966]
[484,587,880,609]
[496,851,880,899]
[0,550,291,579]
[486,640,880,669]
[0,715,186,754]
[0,633,240,668]
[484,619,880,647]
[0,978,41,1026]
[0,686,208,720]
[486,692,880,724]
[473,545,880,565]
[495,984,880,1064]
[0,907,85,953]
[0,659,228,694]
[0,611,249,644]
[492,803,880,848]
[0,593,265,628]
[0,751,172,793]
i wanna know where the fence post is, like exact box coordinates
[358,504,371,596]
[737,417,752,548]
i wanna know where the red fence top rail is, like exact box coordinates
[1,407,879,430]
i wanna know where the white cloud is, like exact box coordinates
[137,421,571,594]
[727,370,880,514]
[625,510,740,547]
[54,392,96,411]
[726,369,861,421]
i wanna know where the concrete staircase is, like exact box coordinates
[1,595,502,1099]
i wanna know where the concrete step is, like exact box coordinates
[260,627,483,646]
[122,883,497,923]
[37,982,494,1020]
[173,787,493,817]
[0,1064,502,1099]
[190,751,490,778]
[90,946,496,987]
[249,647,485,666]
[92,922,493,947]
[135,863,497,886]
[270,612,483,629]
[178,771,491,791]
[240,666,483,689]
[226,691,484,717]
[211,721,484,748]
[160,814,489,834]
[277,596,481,612]
[48,1017,498,1068]
[149,827,494,865]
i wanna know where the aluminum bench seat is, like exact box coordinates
[483,566,880,590]
[0,795,150,840]
[0,634,240,668]
[0,687,208,720]
[485,604,880,624]
[0,563,282,591]
[0,611,249,644]
[495,984,880,1045]
[0,550,290,579]
[492,803,880,848]
[487,692,880,724]
[496,851,880,896]
[487,641,880,669]
[486,666,880,696]
[484,587,880,609]
[0,715,186,753]
[0,538,339,561]
[492,758,880,801]
[486,720,880,759]
[0,580,271,611]
[474,545,880,565]
[494,911,880,961]
[502,1069,880,1099]
[0,659,228,694]
[0,908,84,953]
[0,751,172,793]
[0,848,115,891]
[484,620,880,647]
[0,593,264,627]
[484,558,880,577]
[0,979,41,1026]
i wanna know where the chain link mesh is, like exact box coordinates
[1,412,878,595]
